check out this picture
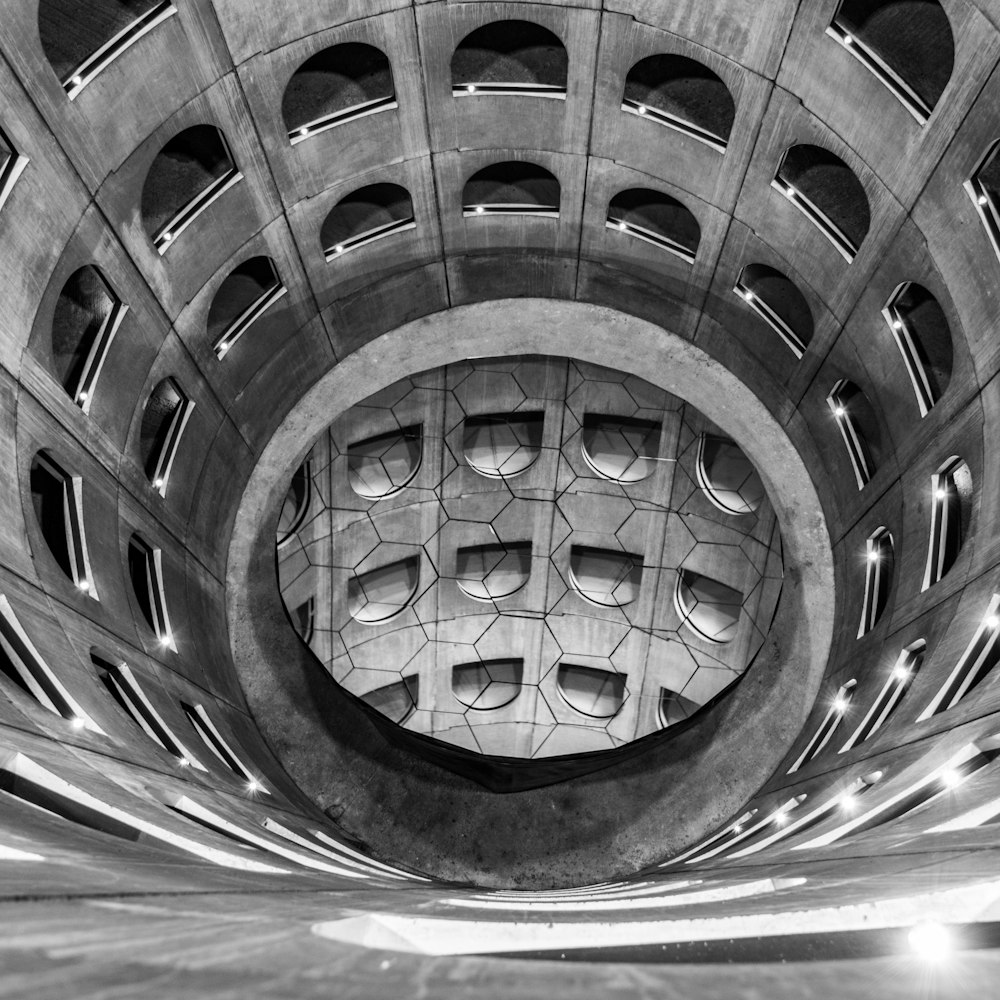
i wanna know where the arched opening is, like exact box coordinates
[734,263,814,358]
[882,282,953,415]
[360,675,419,725]
[49,265,127,410]
[923,457,973,589]
[283,43,395,142]
[453,659,523,710]
[462,162,560,217]
[675,569,742,644]
[348,556,421,623]
[0,125,29,212]
[139,377,194,496]
[622,53,735,150]
[127,534,173,649]
[696,434,765,515]
[455,543,531,601]
[827,380,882,489]
[38,0,177,97]
[463,413,543,478]
[775,144,870,260]
[569,547,643,608]
[829,0,954,121]
[29,451,93,595]
[858,527,893,637]
[607,188,700,262]
[321,183,415,259]
[346,426,421,500]
[581,416,661,483]
[556,664,626,718]
[658,688,700,728]
[140,125,241,254]
[451,21,567,97]
[207,256,285,360]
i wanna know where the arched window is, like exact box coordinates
[923,457,972,590]
[462,162,560,217]
[828,0,954,122]
[30,451,95,596]
[291,597,315,645]
[858,527,893,637]
[348,556,420,623]
[774,144,870,260]
[696,434,764,515]
[361,675,418,725]
[787,679,857,772]
[841,641,923,750]
[38,0,177,98]
[346,426,421,499]
[569,547,643,608]
[675,569,742,643]
[451,21,567,98]
[734,263,814,358]
[463,412,543,478]
[581,416,661,483]
[658,688,700,728]
[141,125,241,254]
[0,125,29,212]
[882,282,952,415]
[127,534,174,650]
[453,659,522,710]
[321,183,414,259]
[455,543,531,601]
[607,188,700,262]
[968,139,1000,262]
[276,460,313,546]
[49,265,127,411]
[208,257,285,360]
[622,54,735,151]
[827,380,881,489]
[283,43,395,142]
[556,664,626,718]
[140,377,194,496]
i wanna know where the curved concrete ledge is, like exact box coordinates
[226,298,834,887]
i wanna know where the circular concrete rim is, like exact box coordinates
[226,299,835,884]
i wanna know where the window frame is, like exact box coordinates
[787,680,857,773]
[733,266,807,359]
[213,259,286,359]
[827,380,874,489]
[840,642,923,751]
[129,536,175,651]
[144,378,195,497]
[857,527,892,638]
[922,457,967,590]
[881,281,940,416]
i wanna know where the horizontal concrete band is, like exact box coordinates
[226,298,834,887]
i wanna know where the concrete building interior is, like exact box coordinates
[2,0,1000,996]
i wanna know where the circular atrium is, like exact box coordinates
[2,1,1000,997]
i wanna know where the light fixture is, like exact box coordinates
[618,221,627,231]
[732,823,743,834]
[160,633,172,648]
[334,244,344,254]
[986,615,1000,630]
[892,319,903,330]
[892,664,911,681]
[743,290,754,302]
[637,104,647,115]
[178,757,191,767]
[77,390,88,402]
[154,477,164,488]
[908,921,952,961]
[773,809,788,827]
[935,487,947,500]
[978,193,989,206]
[77,579,90,592]
[867,550,880,563]
[834,406,846,418]
[69,716,85,730]
[466,84,476,93]
[839,792,856,811]
[843,33,853,45]
[161,232,172,243]
[833,696,848,714]
[786,185,796,198]
[246,777,263,793]
[475,205,485,214]
[940,769,964,789]
[299,127,309,137]
[71,75,82,86]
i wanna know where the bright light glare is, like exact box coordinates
[893,665,911,681]
[940,769,964,789]
[935,488,947,500]
[833,697,848,714]
[978,194,989,206]
[467,85,476,93]
[637,104,647,115]
[908,921,952,961]
[834,406,846,417]
[246,778,263,793]
[867,550,880,563]
[840,792,856,811]
[985,615,1000,630]
[69,716,85,730]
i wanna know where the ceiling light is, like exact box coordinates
[731,823,743,834]
[772,809,788,827]
[334,245,344,254]
[867,550,880,562]
[840,792,856,811]
[161,232,172,243]
[892,665,911,681]
[71,75,82,87]
[940,769,964,789]
[246,777,263,793]
[637,104,647,115]
[834,406,846,417]
[908,921,952,961]
[77,579,90,592]
[178,757,191,767]
[833,696,848,714]
[891,319,903,330]
[743,290,754,302]
[475,205,485,214]
[466,85,476,93]
[69,716,85,730]
[299,127,309,137]
[618,221,627,231]
[786,185,796,198]
[160,633,172,648]
[77,390,88,402]
[978,193,989,206]
[935,487,947,500]
[154,477,164,488]
[843,34,853,45]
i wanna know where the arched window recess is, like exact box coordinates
[360,675,419,725]
[209,257,285,360]
[607,188,700,263]
[922,456,972,590]
[966,139,1000,265]
[140,377,194,497]
[453,659,522,711]
[323,183,415,260]
[733,263,813,359]
[827,380,877,490]
[0,125,29,212]
[51,266,127,412]
[556,663,626,719]
[787,679,857,773]
[882,282,952,416]
[141,125,242,256]
[857,527,893,638]
[128,535,175,651]
[451,21,567,99]
[774,144,870,262]
[826,0,953,124]
[284,43,396,144]
[182,702,266,791]
[462,162,560,218]
[840,641,923,751]
[276,460,313,546]
[621,54,735,153]
[696,434,764,516]
[675,569,742,644]
[40,1,178,100]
